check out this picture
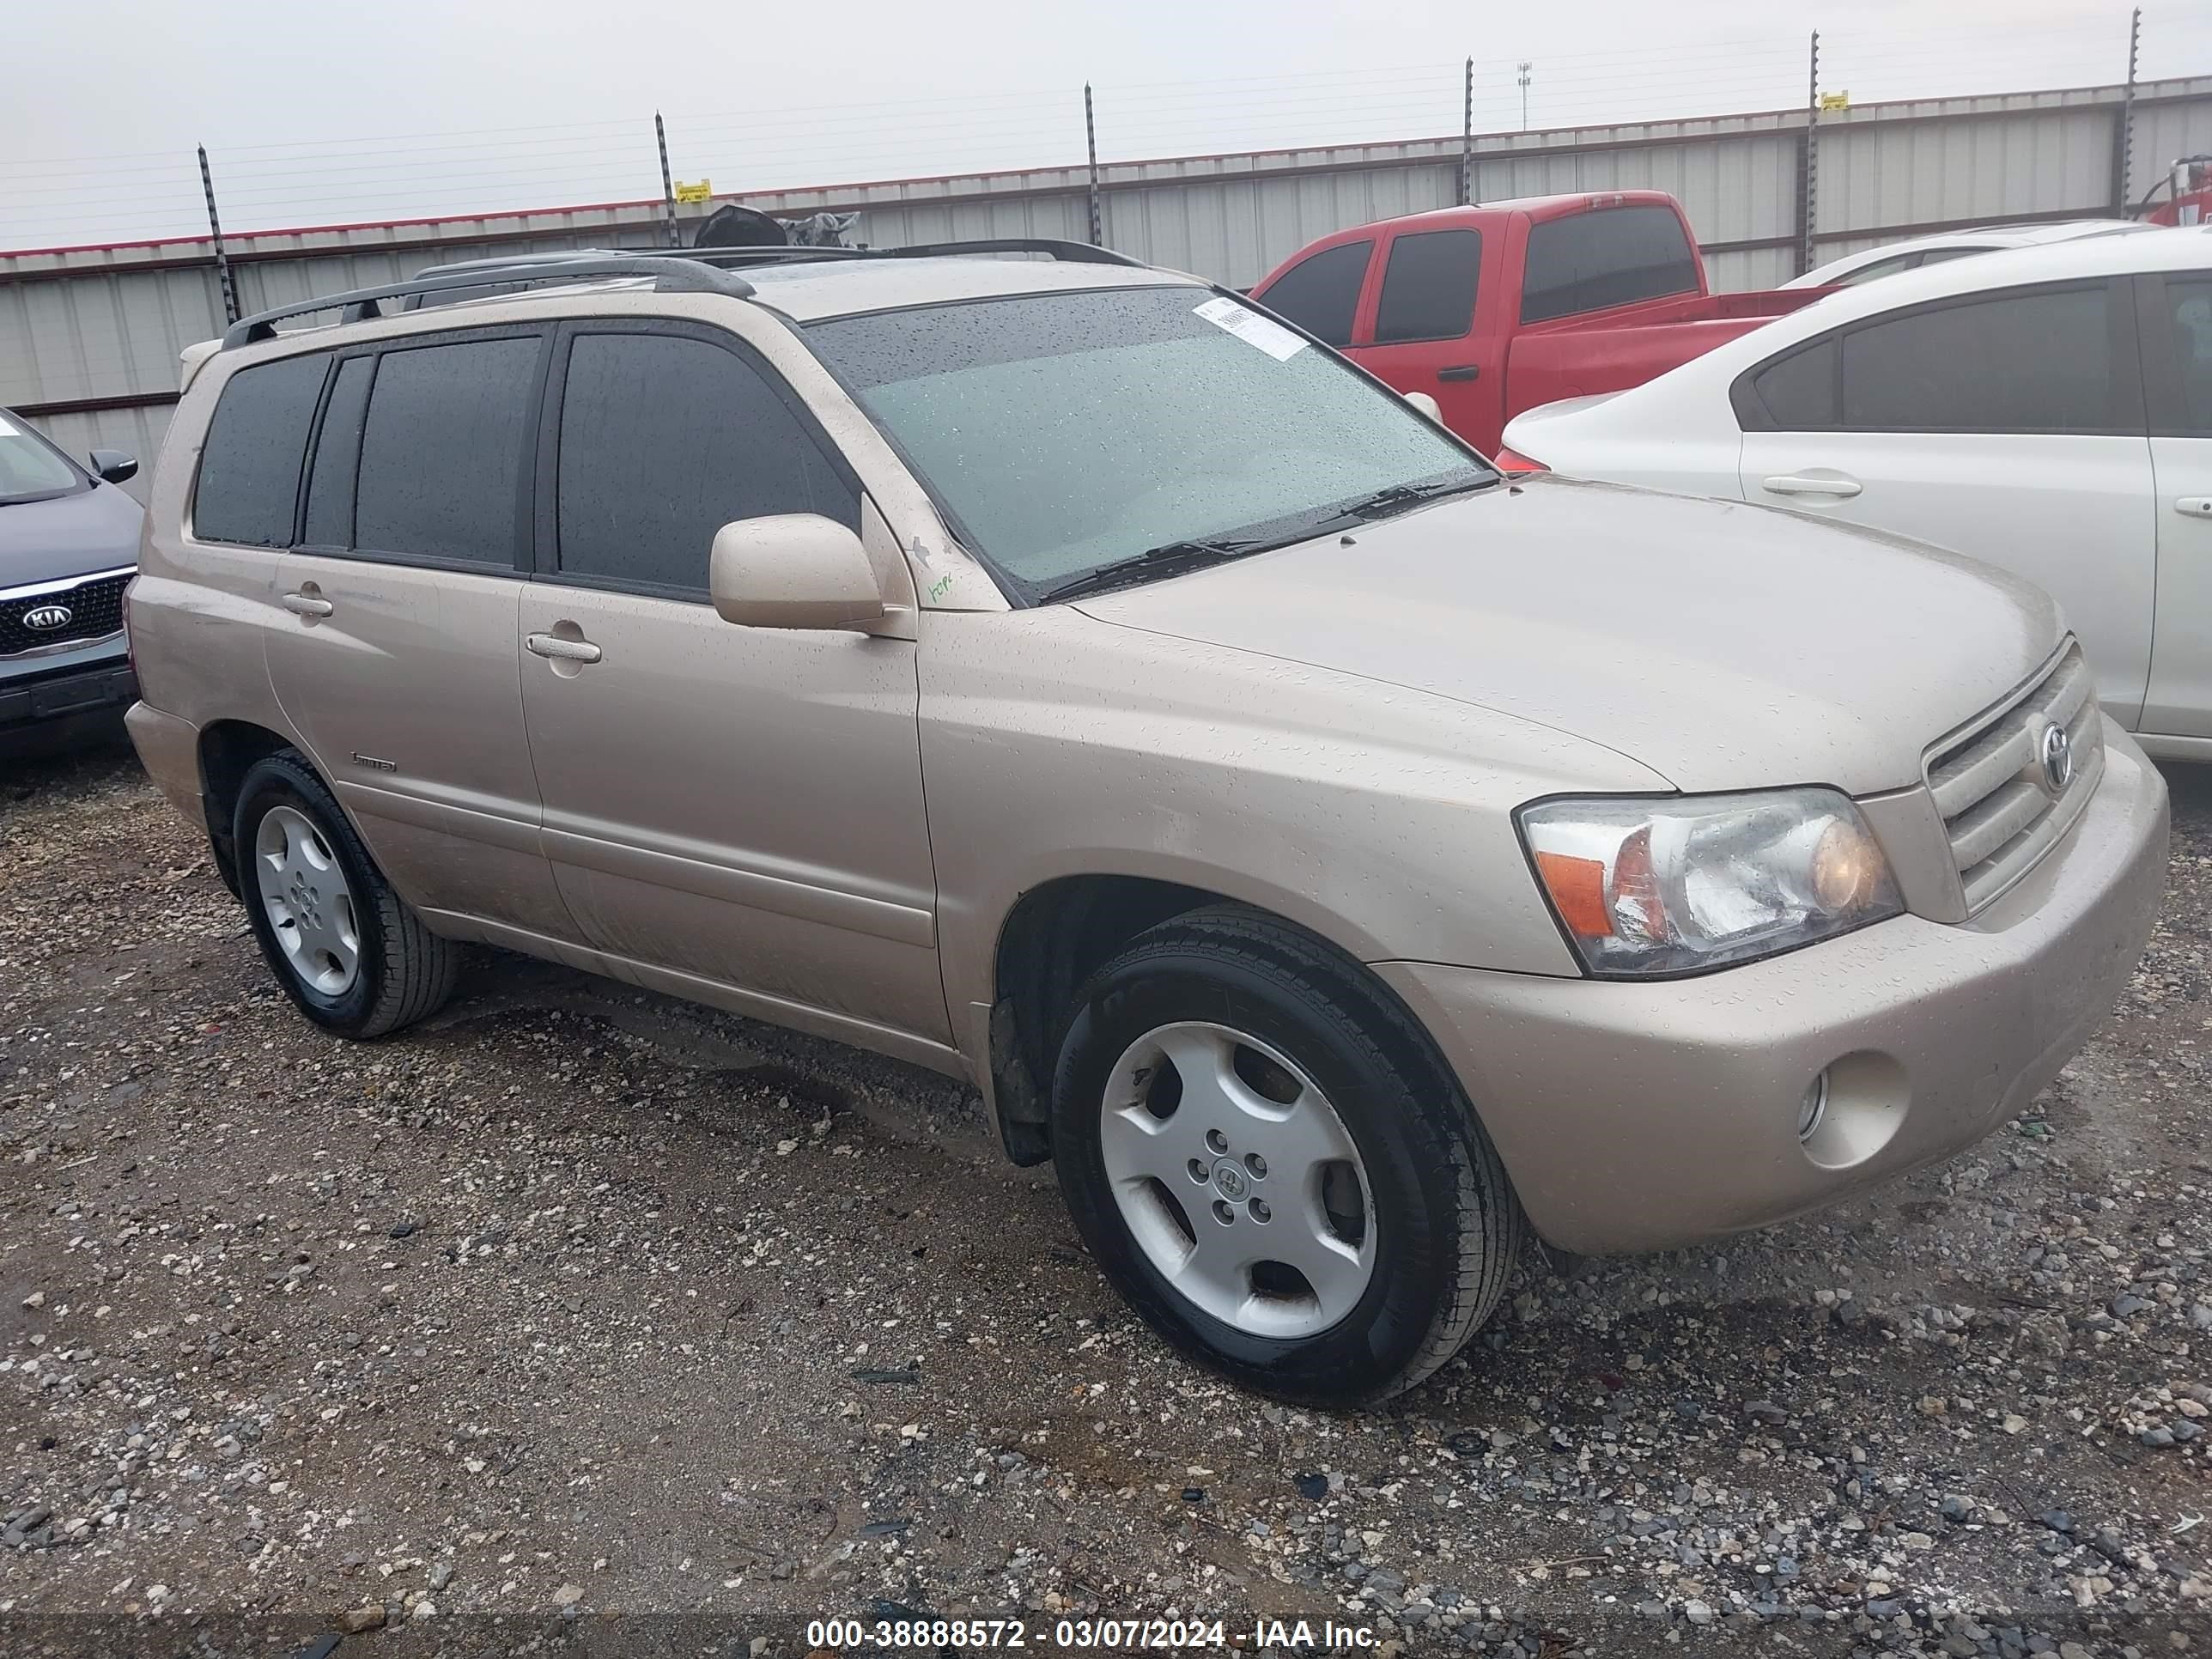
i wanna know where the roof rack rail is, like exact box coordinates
[414,237,1151,286]
[220,256,757,349]
[882,238,1149,267]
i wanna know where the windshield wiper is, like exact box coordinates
[1325,472,1498,523]
[1041,538,1262,603]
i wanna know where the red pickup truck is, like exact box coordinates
[1249,190,1832,457]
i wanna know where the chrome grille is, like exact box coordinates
[1926,644,2101,914]
[0,568,131,657]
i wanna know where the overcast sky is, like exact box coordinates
[5,0,2206,249]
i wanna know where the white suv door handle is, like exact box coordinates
[280,590,334,617]
[2177,496,2212,520]
[526,631,603,664]
[1761,473,1863,499]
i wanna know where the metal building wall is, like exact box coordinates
[7,72,2209,485]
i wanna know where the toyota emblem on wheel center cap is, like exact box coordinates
[2039,721,2074,795]
[21,605,73,631]
[1212,1160,1248,1200]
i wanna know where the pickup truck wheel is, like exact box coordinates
[233,750,460,1039]
[1049,906,1521,1405]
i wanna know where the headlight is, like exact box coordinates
[1518,788,1903,978]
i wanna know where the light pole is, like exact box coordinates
[1517,61,1533,131]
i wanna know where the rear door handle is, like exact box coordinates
[526,631,602,664]
[1437,364,1480,382]
[280,590,334,617]
[2177,496,2212,520]
[1761,473,1863,499]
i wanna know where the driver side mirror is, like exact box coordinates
[709,514,887,630]
[1401,392,1442,422]
[89,448,138,484]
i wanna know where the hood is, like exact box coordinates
[0,483,145,589]
[1074,475,2063,796]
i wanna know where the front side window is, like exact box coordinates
[1521,205,1699,324]
[554,331,857,592]
[1374,229,1481,344]
[0,411,86,506]
[1255,240,1372,348]
[354,335,539,564]
[807,285,1490,599]
[193,354,328,546]
[1838,284,2116,433]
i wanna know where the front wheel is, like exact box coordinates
[233,750,460,1038]
[1049,907,1521,1405]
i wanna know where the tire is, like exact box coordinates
[1049,905,1522,1406]
[232,750,460,1039]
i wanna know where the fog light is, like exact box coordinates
[1797,1071,1831,1144]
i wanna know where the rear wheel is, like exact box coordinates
[1049,907,1521,1404]
[233,750,459,1038]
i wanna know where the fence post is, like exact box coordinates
[198,145,240,326]
[1084,83,1103,246]
[656,112,681,247]
[2115,7,2141,211]
[1797,30,1820,276]
[1461,58,1474,205]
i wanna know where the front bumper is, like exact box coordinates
[0,640,136,738]
[1378,719,2169,1255]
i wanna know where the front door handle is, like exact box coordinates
[1437,364,1480,382]
[2177,496,2212,520]
[1762,473,1863,499]
[280,590,334,618]
[526,631,603,664]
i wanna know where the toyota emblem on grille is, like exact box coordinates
[21,605,73,632]
[2039,721,2074,795]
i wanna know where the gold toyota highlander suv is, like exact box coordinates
[123,241,2169,1403]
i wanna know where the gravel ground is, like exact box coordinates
[1,737,2209,1659]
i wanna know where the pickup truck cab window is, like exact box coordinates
[1251,240,1371,347]
[1519,204,1699,324]
[1374,229,1482,344]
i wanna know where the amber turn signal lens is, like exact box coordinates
[1534,849,1611,938]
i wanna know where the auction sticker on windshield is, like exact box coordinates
[1194,295,1305,362]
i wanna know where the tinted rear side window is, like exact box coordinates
[2162,276,2212,435]
[193,355,328,546]
[1838,286,2116,433]
[354,336,540,564]
[1374,229,1481,344]
[301,356,374,550]
[554,331,858,592]
[1256,240,1371,348]
[1521,205,1699,324]
[1738,339,1839,428]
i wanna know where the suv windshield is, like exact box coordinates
[0,410,87,506]
[806,285,1491,599]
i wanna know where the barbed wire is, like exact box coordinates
[3,9,2205,252]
